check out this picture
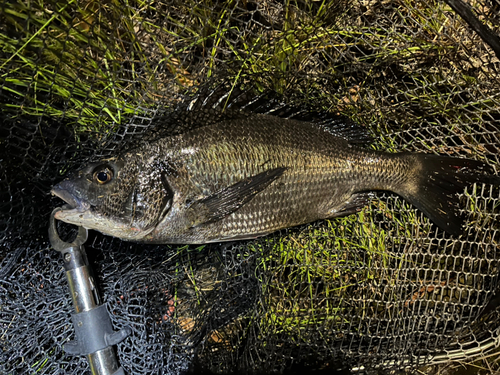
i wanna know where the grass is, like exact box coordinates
[251,205,412,339]
[2,0,498,144]
[1,0,178,136]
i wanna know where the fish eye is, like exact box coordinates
[93,166,113,185]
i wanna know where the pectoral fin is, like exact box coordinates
[187,167,286,227]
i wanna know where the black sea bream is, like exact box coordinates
[51,89,500,244]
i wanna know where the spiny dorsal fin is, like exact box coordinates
[143,83,372,144]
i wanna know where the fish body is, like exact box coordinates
[52,94,500,244]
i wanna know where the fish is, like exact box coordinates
[51,87,500,244]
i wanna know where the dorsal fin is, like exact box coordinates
[236,89,373,144]
[134,82,372,147]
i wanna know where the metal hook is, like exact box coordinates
[49,207,88,252]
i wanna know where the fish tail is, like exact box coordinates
[401,154,500,236]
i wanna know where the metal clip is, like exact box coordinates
[49,207,88,252]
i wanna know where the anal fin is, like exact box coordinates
[328,192,374,218]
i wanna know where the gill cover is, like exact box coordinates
[126,161,174,232]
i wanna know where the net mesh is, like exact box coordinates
[1,0,500,374]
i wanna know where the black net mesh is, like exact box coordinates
[1,0,500,374]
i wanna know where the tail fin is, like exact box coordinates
[402,154,500,236]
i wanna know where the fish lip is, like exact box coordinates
[51,185,89,212]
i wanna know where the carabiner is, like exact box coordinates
[49,207,88,252]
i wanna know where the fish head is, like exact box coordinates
[51,157,173,241]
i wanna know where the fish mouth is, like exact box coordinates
[51,183,90,215]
